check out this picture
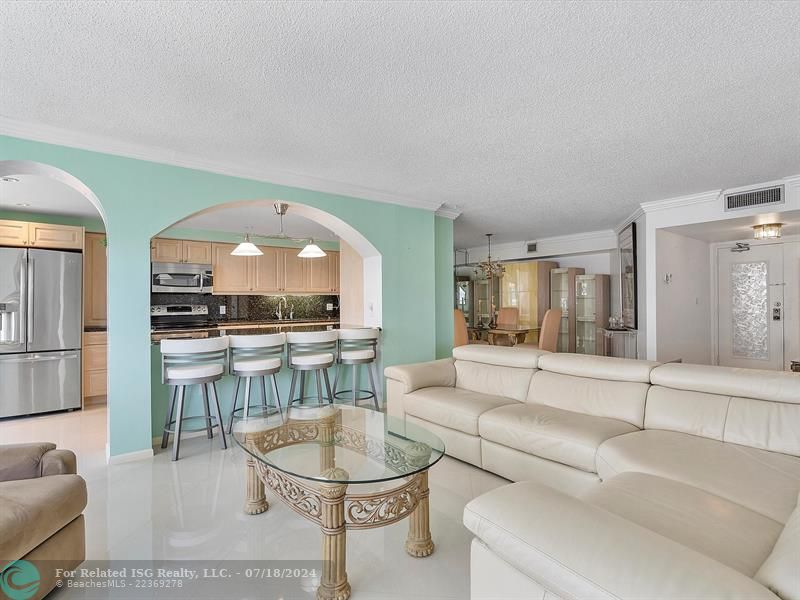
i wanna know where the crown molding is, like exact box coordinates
[434,204,462,219]
[640,189,722,214]
[0,116,443,213]
[614,207,644,234]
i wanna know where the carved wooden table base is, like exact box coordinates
[242,421,435,600]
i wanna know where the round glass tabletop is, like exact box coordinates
[232,404,445,485]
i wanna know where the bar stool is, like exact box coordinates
[286,330,338,406]
[160,336,229,461]
[227,333,285,432]
[332,328,381,410]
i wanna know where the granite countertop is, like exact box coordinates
[151,318,340,336]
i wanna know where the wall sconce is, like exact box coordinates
[753,223,782,240]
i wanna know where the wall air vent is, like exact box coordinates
[725,185,784,211]
[527,242,537,253]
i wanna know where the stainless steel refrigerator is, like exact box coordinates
[0,247,82,418]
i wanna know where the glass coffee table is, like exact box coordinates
[232,404,445,600]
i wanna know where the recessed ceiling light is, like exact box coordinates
[1,176,20,183]
[15,203,31,207]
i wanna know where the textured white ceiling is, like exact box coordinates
[1,1,798,248]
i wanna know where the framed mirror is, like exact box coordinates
[619,222,638,329]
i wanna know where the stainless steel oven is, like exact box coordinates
[151,262,213,294]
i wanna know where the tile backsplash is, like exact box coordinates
[151,293,340,321]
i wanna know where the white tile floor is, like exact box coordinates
[0,406,508,599]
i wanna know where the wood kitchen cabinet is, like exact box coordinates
[0,219,83,250]
[151,238,211,263]
[251,246,282,293]
[151,238,183,262]
[212,242,252,292]
[305,251,332,292]
[281,248,307,292]
[83,232,108,327]
[211,243,341,295]
[83,331,108,400]
[29,223,83,249]
[328,251,340,293]
[182,240,212,263]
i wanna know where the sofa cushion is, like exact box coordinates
[479,403,638,473]
[597,430,800,524]
[455,360,534,402]
[724,397,800,457]
[452,344,548,368]
[644,386,730,441]
[403,387,517,436]
[650,362,800,404]
[527,370,649,428]
[583,472,783,577]
[756,492,800,600]
[463,480,779,600]
[0,474,87,560]
[537,353,659,383]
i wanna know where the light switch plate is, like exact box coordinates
[326,303,334,311]
[219,306,226,315]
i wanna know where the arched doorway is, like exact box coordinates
[0,159,110,445]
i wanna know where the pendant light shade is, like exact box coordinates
[298,241,326,258]
[231,234,263,256]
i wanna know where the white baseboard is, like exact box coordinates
[105,445,154,465]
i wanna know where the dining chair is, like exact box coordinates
[496,307,519,329]
[538,309,562,352]
[454,309,488,346]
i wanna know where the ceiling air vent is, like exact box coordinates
[725,185,784,211]
[527,242,537,253]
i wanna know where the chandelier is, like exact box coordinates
[475,234,505,278]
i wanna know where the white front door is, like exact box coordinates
[718,244,784,370]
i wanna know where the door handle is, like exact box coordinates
[27,259,34,343]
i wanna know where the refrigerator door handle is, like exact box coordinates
[19,257,27,348]
[27,258,34,344]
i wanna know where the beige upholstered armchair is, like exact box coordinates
[0,443,87,599]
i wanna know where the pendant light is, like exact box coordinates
[298,239,327,258]
[230,233,263,256]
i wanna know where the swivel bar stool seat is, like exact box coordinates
[333,328,381,410]
[160,336,229,461]
[227,333,285,431]
[286,330,338,406]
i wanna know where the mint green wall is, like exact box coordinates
[434,216,454,359]
[1,135,440,458]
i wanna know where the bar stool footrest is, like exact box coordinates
[164,415,221,435]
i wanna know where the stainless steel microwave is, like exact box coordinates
[151,262,213,294]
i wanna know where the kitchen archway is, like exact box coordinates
[0,159,109,447]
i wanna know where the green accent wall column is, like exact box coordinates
[434,216,454,359]
[1,135,441,459]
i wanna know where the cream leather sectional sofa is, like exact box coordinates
[385,345,800,600]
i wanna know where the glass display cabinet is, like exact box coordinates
[575,274,610,355]
[550,267,585,352]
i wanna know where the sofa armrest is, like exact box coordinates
[41,448,78,476]
[464,481,778,600]
[384,358,456,394]
[0,443,76,481]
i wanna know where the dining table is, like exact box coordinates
[468,325,538,346]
